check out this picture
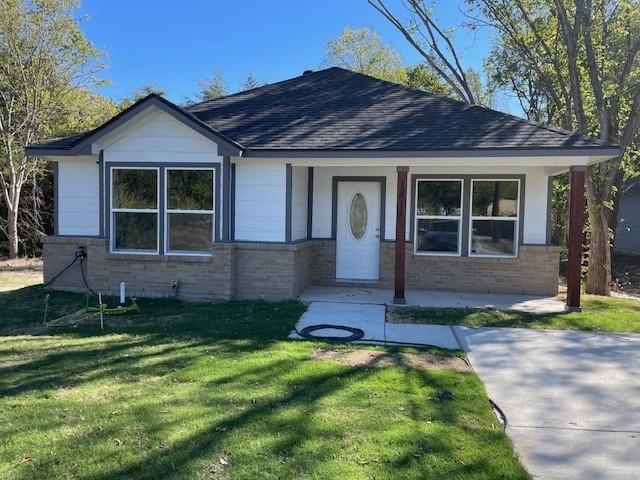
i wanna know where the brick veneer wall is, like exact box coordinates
[43,237,559,299]
[233,241,313,299]
[42,236,312,300]
[311,240,560,296]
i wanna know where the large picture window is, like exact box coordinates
[470,180,520,257]
[165,168,215,254]
[110,165,216,255]
[111,168,159,253]
[414,179,463,255]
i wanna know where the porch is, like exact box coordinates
[289,162,586,308]
[298,285,567,314]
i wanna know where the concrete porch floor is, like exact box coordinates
[298,285,567,314]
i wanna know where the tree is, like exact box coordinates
[323,27,409,84]
[467,0,640,295]
[0,0,104,258]
[198,69,227,102]
[405,64,455,96]
[243,73,260,90]
[118,84,166,109]
[371,0,640,296]
[368,1,484,104]
[14,87,116,256]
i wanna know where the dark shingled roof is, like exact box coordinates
[29,67,615,153]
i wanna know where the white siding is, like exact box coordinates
[234,160,287,242]
[522,170,550,244]
[57,158,100,236]
[101,109,220,163]
[311,165,550,244]
[101,108,223,238]
[291,166,308,241]
[312,167,395,239]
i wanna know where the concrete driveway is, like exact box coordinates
[456,327,640,480]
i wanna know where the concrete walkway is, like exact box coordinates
[289,301,460,349]
[456,327,640,480]
[299,285,566,314]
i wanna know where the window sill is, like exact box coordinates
[106,252,213,263]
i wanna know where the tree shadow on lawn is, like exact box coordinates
[66,350,522,480]
[0,286,527,479]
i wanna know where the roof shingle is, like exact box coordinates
[29,67,615,153]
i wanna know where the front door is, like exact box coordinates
[336,181,381,280]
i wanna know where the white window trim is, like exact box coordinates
[164,167,215,257]
[468,178,521,258]
[414,179,464,257]
[110,166,160,255]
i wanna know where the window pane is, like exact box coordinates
[417,181,461,216]
[472,181,519,217]
[416,218,459,253]
[349,193,367,239]
[113,169,157,209]
[114,212,157,251]
[168,213,213,252]
[168,170,214,210]
[471,220,516,255]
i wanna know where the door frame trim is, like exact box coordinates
[331,176,386,241]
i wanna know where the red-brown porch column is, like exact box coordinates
[566,166,586,309]
[394,166,409,304]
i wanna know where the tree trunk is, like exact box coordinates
[7,204,19,259]
[585,203,611,295]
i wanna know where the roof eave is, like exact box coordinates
[25,94,244,159]
[241,146,619,159]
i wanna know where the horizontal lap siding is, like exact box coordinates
[101,108,222,238]
[58,158,100,236]
[234,160,286,242]
[311,165,550,244]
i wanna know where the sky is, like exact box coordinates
[77,0,494,105]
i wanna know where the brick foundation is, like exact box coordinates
[43,237,559,299]
[43,236,313,300]
[309,241,559,296]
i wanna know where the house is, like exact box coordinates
[615,178,640,254]
[26,67,618,308]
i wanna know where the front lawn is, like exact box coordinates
[0,286,529,479]
[390,295,640,333]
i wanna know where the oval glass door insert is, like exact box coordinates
[349,193,368,239]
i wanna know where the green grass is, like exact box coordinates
[0,285,529,479]
[0,272,39,291]
[391,295,640,333]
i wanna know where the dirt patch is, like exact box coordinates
[612,252,640,298]
[0,257,43,272]
[312,348,469,372]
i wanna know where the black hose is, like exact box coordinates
[43,256,79,288]
[79,257,98,297]
[297,324,365,342]
[43,254,98,297]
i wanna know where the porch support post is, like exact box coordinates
[567,166,586,310]
[394,166,409,304]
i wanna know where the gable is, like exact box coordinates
[99,107,219,157]
[25,94,242,158]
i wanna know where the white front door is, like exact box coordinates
[336,181,381,280]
